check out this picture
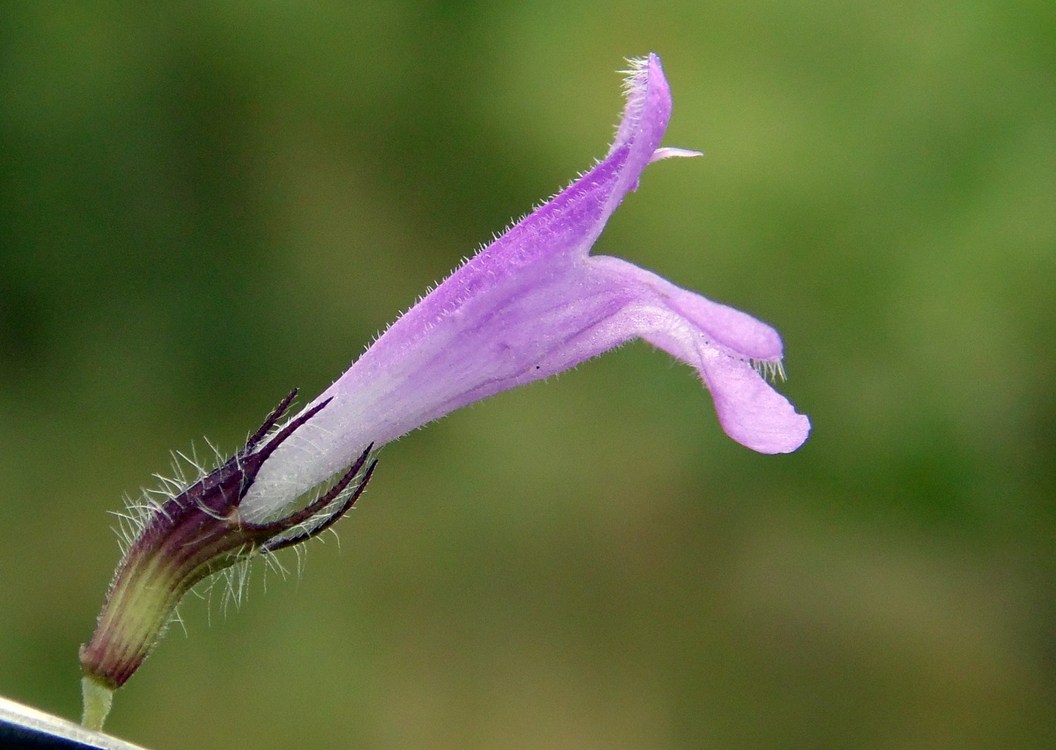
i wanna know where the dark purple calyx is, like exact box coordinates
[79,390,376,690]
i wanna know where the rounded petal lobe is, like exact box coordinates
[699,353,811,453]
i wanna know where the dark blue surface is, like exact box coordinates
[0,718,102,749]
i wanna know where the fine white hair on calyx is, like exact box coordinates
[110,431,359,629]
[111,438,219,552]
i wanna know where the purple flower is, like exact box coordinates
[242,53,808,520]
[80,53,808,729]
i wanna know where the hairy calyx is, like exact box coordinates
[79,391,376,729]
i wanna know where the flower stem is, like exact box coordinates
[81,675,114,730]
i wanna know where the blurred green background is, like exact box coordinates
[1,2,1053,748]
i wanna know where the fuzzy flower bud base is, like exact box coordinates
[79,392,375,728]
